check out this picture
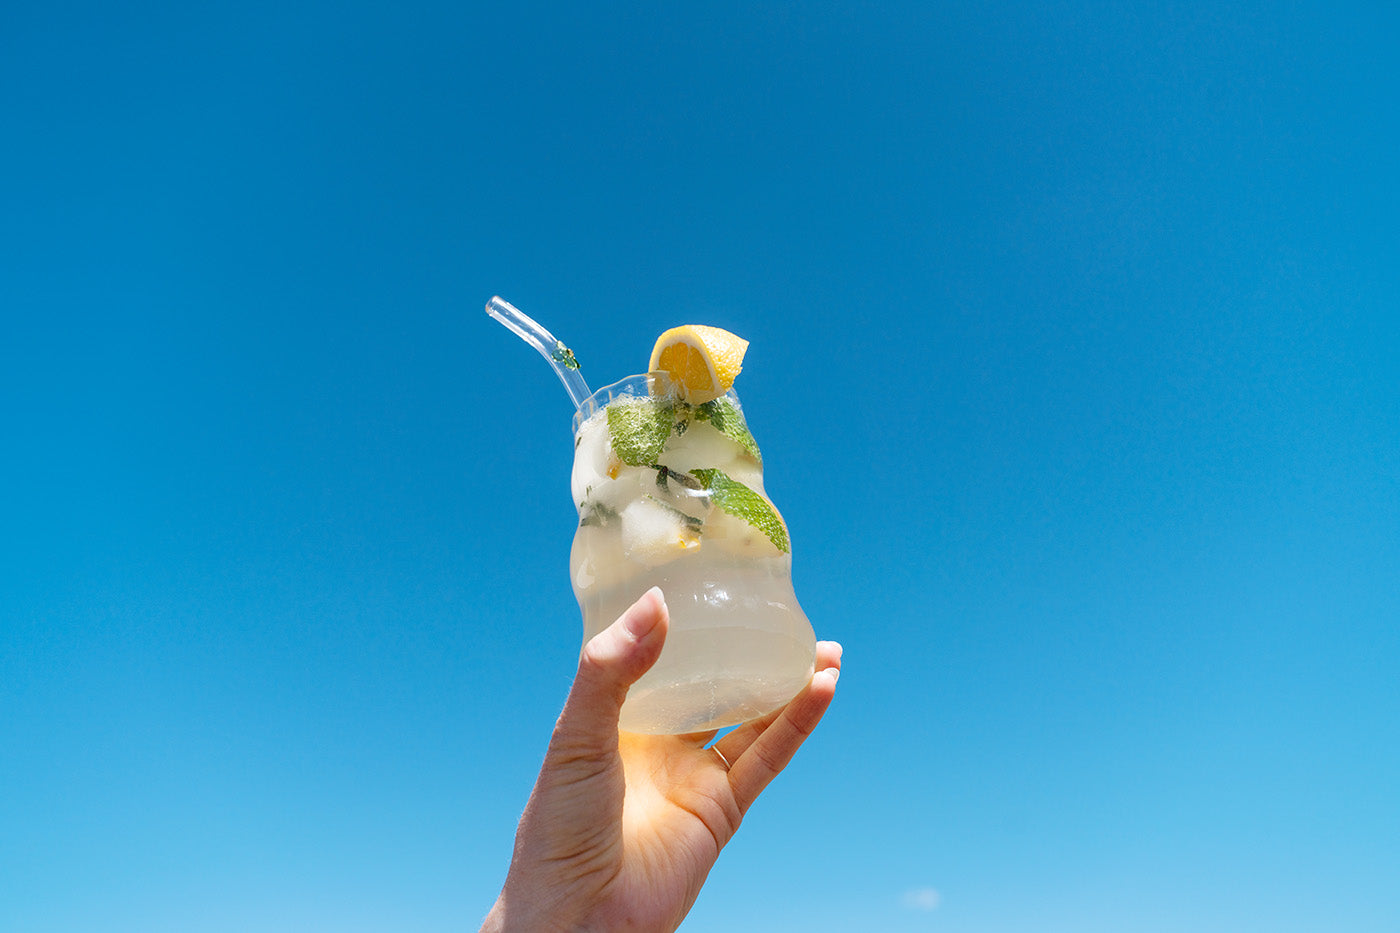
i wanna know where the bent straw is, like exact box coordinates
[485,296,593,411]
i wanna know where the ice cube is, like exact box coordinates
[620,496,701,567]
[716,454,764,491]
[657,420,743,474]
[571,413,615,507]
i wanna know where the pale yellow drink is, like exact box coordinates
[569,375,816,734]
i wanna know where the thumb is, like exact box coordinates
[556,587,669,744]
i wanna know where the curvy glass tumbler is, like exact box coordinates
[569,374,817,734]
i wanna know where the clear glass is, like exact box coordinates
[485,296,592,409]
[569,373,817,734]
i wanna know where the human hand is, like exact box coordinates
[481,587,842,933]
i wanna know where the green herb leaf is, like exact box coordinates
[607,398,674,466]
[651,464,700,490]
[689,468,789,553]
[551,340,581,370]
[578,502,619,528]
[695,398,762,463]
[643,494,704,529]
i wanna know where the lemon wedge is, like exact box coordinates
[648,325,749,404]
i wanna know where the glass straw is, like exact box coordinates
[485,296,593,411]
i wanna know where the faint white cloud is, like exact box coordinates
[902,887,941,911]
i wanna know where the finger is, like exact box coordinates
[715,640,842,765]
[728,664,840,814]
[553,587,669,749]
[817,639,844,672]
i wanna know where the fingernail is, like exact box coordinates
[625,588,665,639]
[824,667,840,683]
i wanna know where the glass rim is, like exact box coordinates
[571,372,742,434]
[572,372,673,434]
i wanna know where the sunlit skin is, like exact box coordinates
[482,588,842,933]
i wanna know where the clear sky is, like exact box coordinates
[2,1,1397,931]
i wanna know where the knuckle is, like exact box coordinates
[752,740,787,777]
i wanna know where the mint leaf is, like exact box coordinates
[652,464,704,492]
[689,468,789,553]
[607,398,674,466]
[578,502,619,528]
[695,398,762,464]
[551,340,581,370]
[643,494,704,530]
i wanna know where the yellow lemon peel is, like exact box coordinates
[648,325,749,404]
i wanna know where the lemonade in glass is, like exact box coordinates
[487,301,816,734]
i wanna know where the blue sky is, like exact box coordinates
[2,1,1397,930]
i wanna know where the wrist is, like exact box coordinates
[481,888,577,933]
